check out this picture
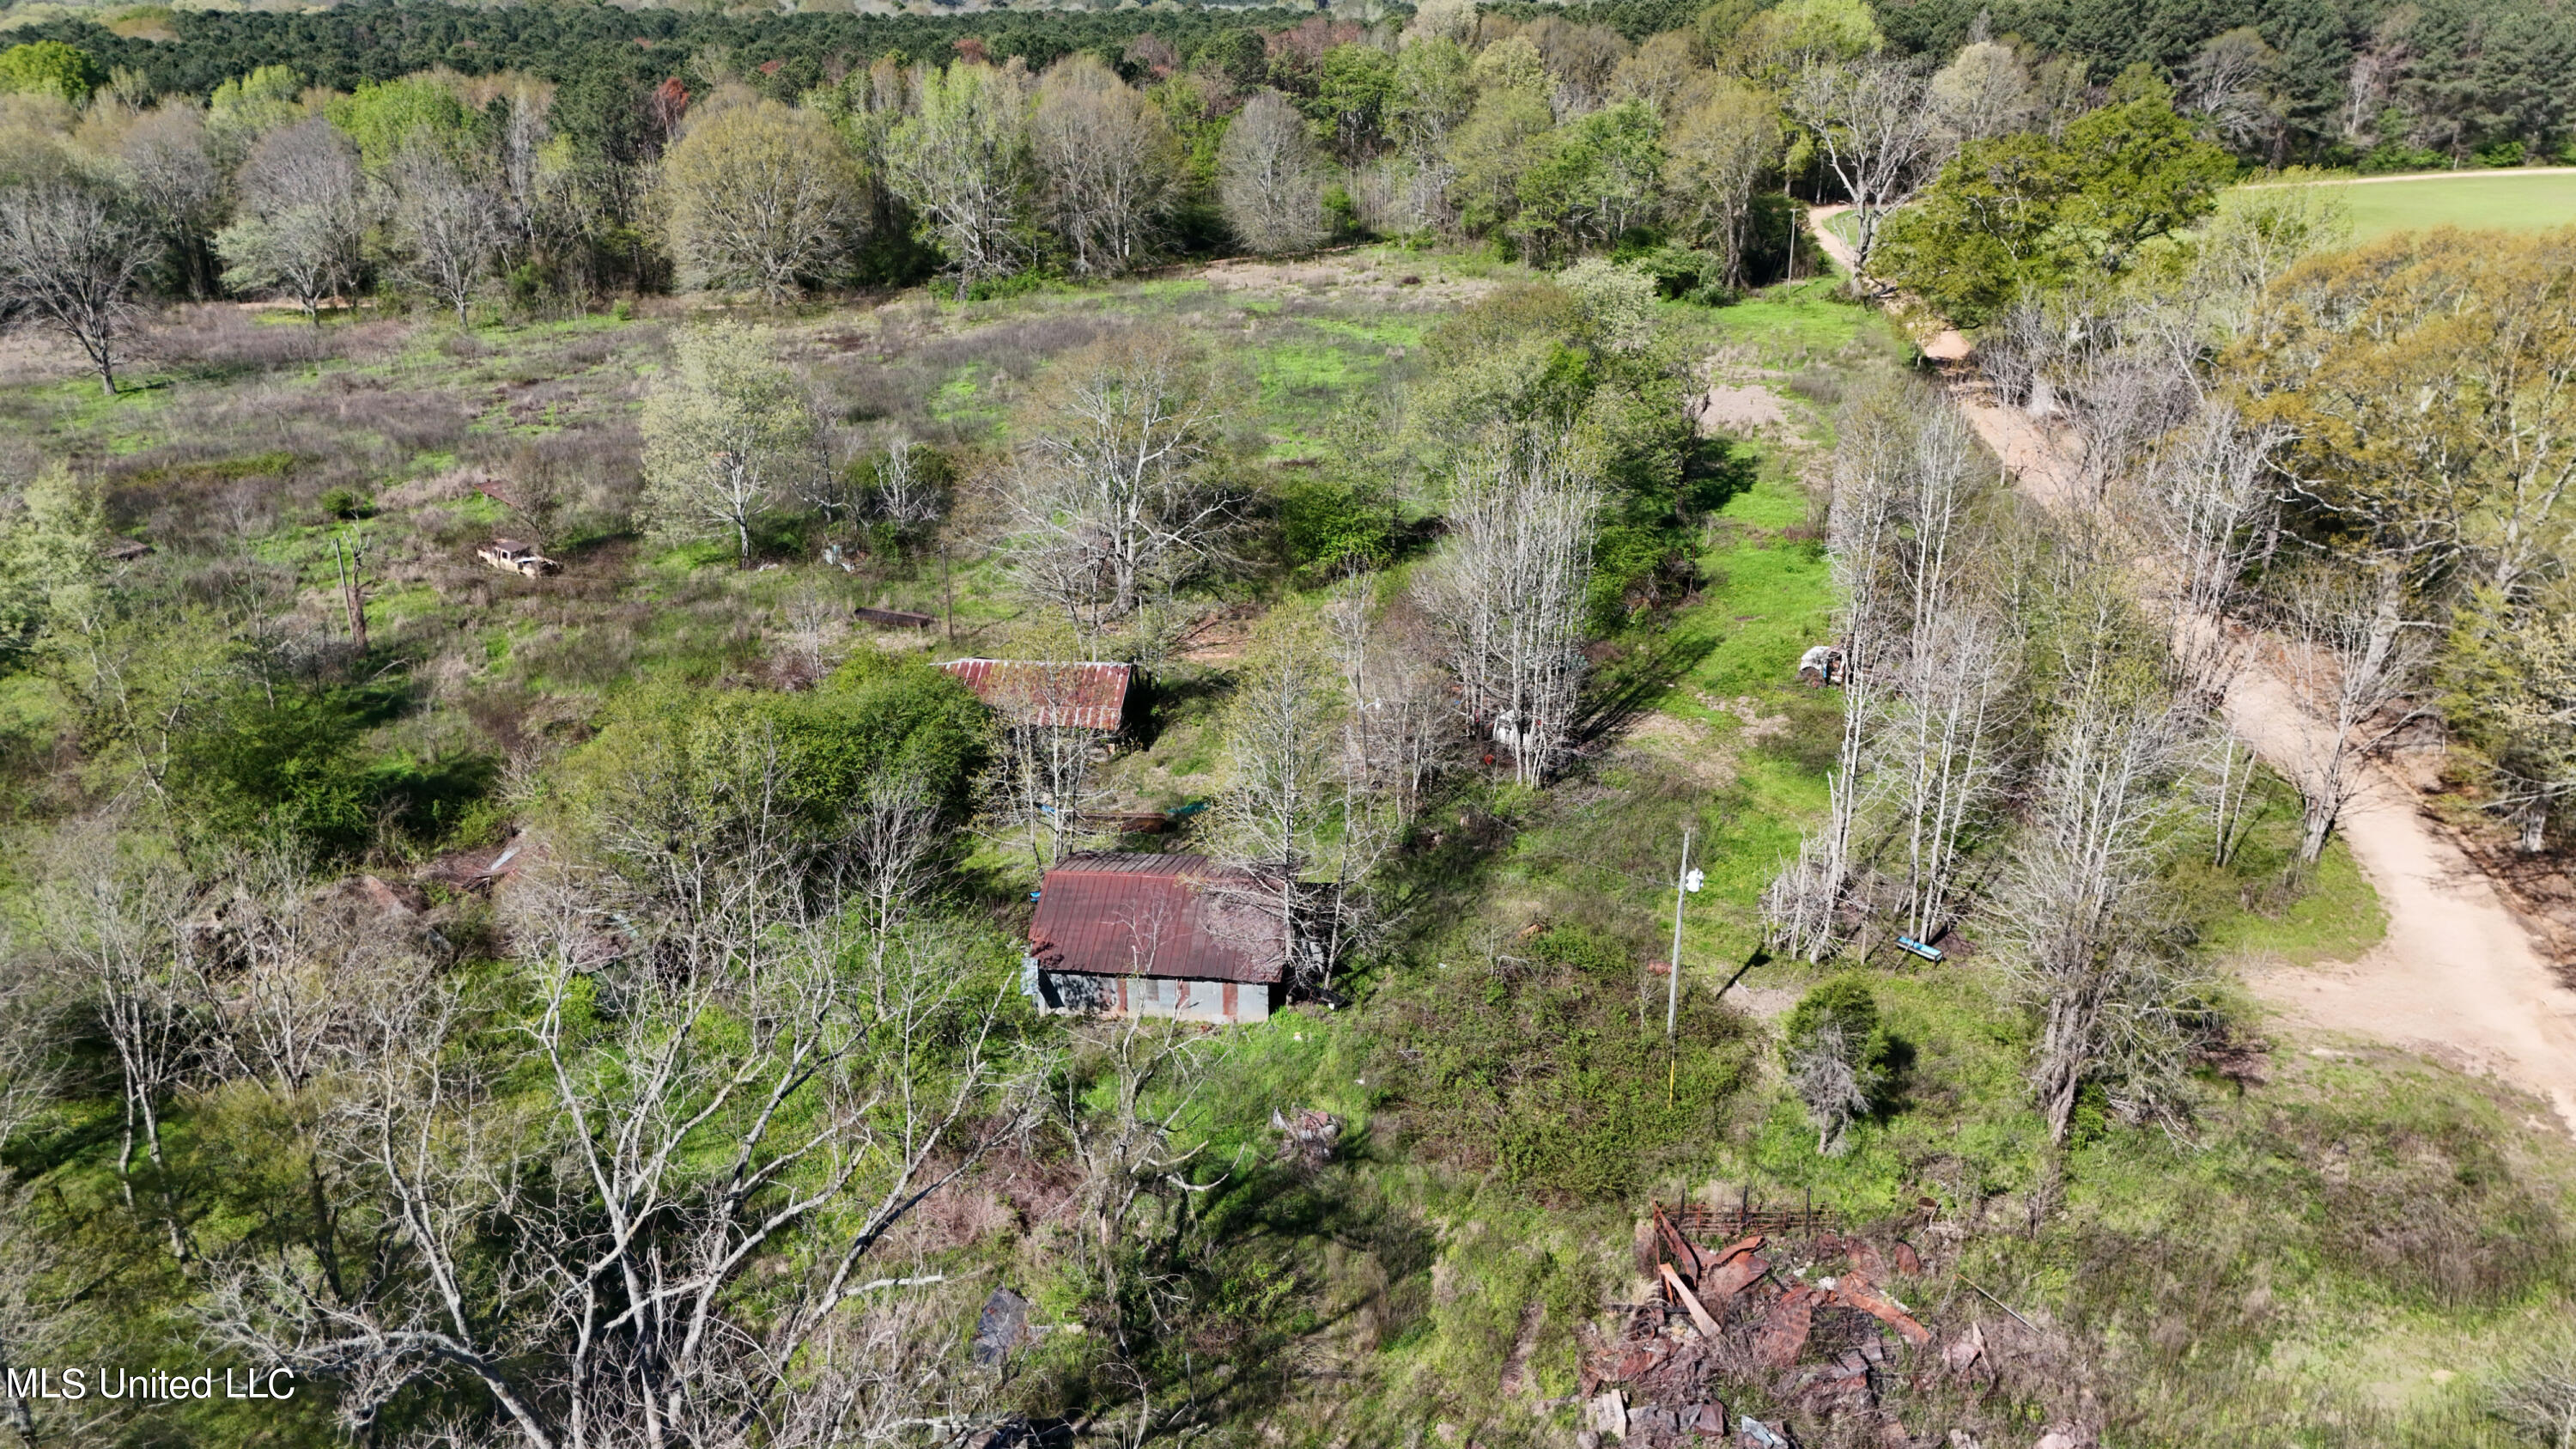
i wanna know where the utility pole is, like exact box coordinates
[1667,829,1701,1040]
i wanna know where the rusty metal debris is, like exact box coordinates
[1830,1269,1930,1346]
[1752,1285,1820,1368]
[1656,1263,1722,1336]
[1576,1202,1984,1447]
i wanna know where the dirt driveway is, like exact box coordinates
[1807,209,2576,1131]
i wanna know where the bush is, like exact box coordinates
[555,651,989,879]
[1781,976,1893,1155]
[318,485,373,521]
[167,682,372,855]
[1276,471,1397,575]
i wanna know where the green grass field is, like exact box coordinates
[2249,167,2576,241]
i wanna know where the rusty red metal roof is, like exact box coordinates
[939,659,1132,731]
[1029,852,1285,984]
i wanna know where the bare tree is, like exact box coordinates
[2139,406,2284,699]
[217,117,366,326]
[865,435,945,543]
[2183,27,2282,153]
[1218,90,1328,256]
[1928,40,2035,143]
[1992,650,2205,1144]
[206,859,1018,1449]
[1324,571,1451,822]
[1058,1014,1224,1319]
[1032,57,1177,277]
[27,817,195,1263]
[2061,320,2203,513]
[1210,614,1389,994]
[884,63,1035,299]
[0,849,90,1445]
[388,143,502,325]
[1786,58,1941,277]
[1411,439,1601,787]
[1763,390,1918,960]
[2273,567,2428,864]
[2489,1339,2576,1449]
[1786,1018,1880,1156]
[118,100,225,299]
[1003,334,1233,646]
[489,78,552,259]
[1880,608,2019,944]
[0,182,153,395]
[981,663,1109,871]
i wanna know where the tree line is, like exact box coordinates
[5,0,2555,370]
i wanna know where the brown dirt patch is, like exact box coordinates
[1687,383,1792,437]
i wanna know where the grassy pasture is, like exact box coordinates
[2241,167,2576,241]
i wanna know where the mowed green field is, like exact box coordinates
[2257,167,2576,241]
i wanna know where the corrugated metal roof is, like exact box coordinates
[1029,852,1286,984]
[939,659,1133,731]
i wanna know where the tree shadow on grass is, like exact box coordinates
[1574,626,1722,752]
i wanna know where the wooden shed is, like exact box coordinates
[1021,852,1285,1023]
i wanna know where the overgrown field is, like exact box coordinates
[1,249,2569,1449]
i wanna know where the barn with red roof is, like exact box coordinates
[938,659,1133,732]
[1020,852,1291,1023]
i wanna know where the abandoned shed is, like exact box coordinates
[939,659,1134,732]
[1022,853,1287,1023]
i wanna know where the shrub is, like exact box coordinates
[555,651,989,883]
[1780,976,1892,1155]
[167,682,372,855]
[1275,471,1397,575]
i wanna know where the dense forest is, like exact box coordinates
[0,0,2572,1445]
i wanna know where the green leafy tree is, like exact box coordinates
[0,464,105,651]
[2051,89,2239,273]
[2441,584,2576,852]
[216,117,365,326]
[1389,36,1475,161]
[1878,92,2233,324]
[1446,85,1553,237]
[206,64,304,165]
[0,41,100,105]
[558,651,987,890]
[884,62,1036,297]
[659,96,863,301]
[325,76,477,168]
[1511,98,1665,263]
[639,322,819,568]
[166,680,370,855]
[1665,77,1780,287]
[1311,42,1398,162]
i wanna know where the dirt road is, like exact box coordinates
[1804,208,2576,1131]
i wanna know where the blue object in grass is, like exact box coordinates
[1030,890,1042,901]
[1168,801,1210,819]
[1896,935,1944,962]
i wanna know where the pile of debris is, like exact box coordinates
[1572,1205,1950,1448]
[1269,1106,1342,1171]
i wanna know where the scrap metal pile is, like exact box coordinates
[1572,1204,1960,1448]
